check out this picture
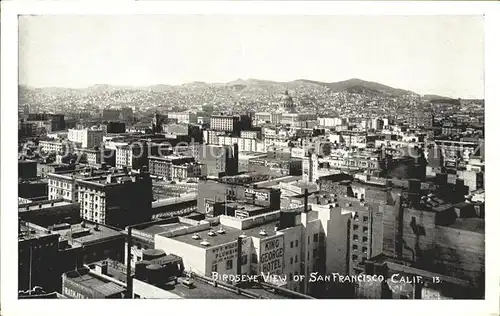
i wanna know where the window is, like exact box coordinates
[289,273,293,280]
[295,240,298,247]
[353,244,358,251]
[313,249,318,258]
[363,227,368,233]
[352,255,358,261]
[362,257,367,263]
[313,233,319,242]
[251,254,258,264]
[362,237,368,243]
[212,263,217,272]
[241,255,248,265]
[363,216,368,222]
[353,234,359,241]
[308,236,310,245]
[290,257,293,264]
[353,224,359,230]
[290,241,294,249]
[354,214,359,221]
[295,255,298,263]
[307,252,310,260]
[362,247,368,254]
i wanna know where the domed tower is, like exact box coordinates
[278,90,296,113]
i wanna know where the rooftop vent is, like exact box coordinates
[200,239,210,247]
[259,229,268,237]
[208,230,217,237]
[239,232,247,238]
[191,233,201,240]
[216,227,226,234]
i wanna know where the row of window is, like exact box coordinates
[352,255,367,263]
[353,215,369,222]
[352,245,368,253]
[352,235,369,243]
[352,225,369,233]
[211,255,249,272]
[289,233,320,249]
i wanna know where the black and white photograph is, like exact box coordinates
[2,2,499,315]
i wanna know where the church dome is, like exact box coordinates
[278,90,296,113]
[281,90,293,102]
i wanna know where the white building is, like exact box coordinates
[167,112,197,124]
[68,127,105,149]
[154,204,350,295]
[318,117,346,128]
[39,140,72,154]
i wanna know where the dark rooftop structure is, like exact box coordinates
[48,220,124,247]
[63,268,126,298]
[445,218,485,234]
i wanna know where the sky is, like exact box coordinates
[19,15,484,98]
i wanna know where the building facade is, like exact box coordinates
[68,127,105,149]
[76,170,153,228]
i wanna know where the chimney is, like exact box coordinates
[394,194,404,260]
[96,261,108,276]
[303,188,309,213]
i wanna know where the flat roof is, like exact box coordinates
[19,199,73,211]
[249,157,301,163]
[445,218,485,234]
[166,218,281,248]
[167,225,242,249]
[64,269,125,296]
[225,202,266,213]
[19,223,57,242]
[243,221,279,238]
[141,222,195,236]
[55,222,123,246]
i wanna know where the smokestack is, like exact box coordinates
[395,194,404,260]
[304,188,309,213]
[236,236,242,278]
[126,226,133,298]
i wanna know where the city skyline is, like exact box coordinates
[19,15,484,99]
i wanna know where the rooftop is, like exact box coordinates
[249,157,301,163]
[167,225,242,249]
[445,218,485,234]
[165,215,282,248]
[51,221,124,246]
[161,279,243,299]
[242,221,279,239]
[18,199,73,212]
[64,269,126,297]
[225,201,267,213]
[19,222,58,242]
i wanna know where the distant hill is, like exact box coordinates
[423,94,453,100]
[21,78,479,101]
[222,78,416,96]
[325,78,415,96]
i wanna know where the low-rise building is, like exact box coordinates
[18,199,80,227]
[68,127,105,149]
[76,169,153,228]
[62,268,127,299]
